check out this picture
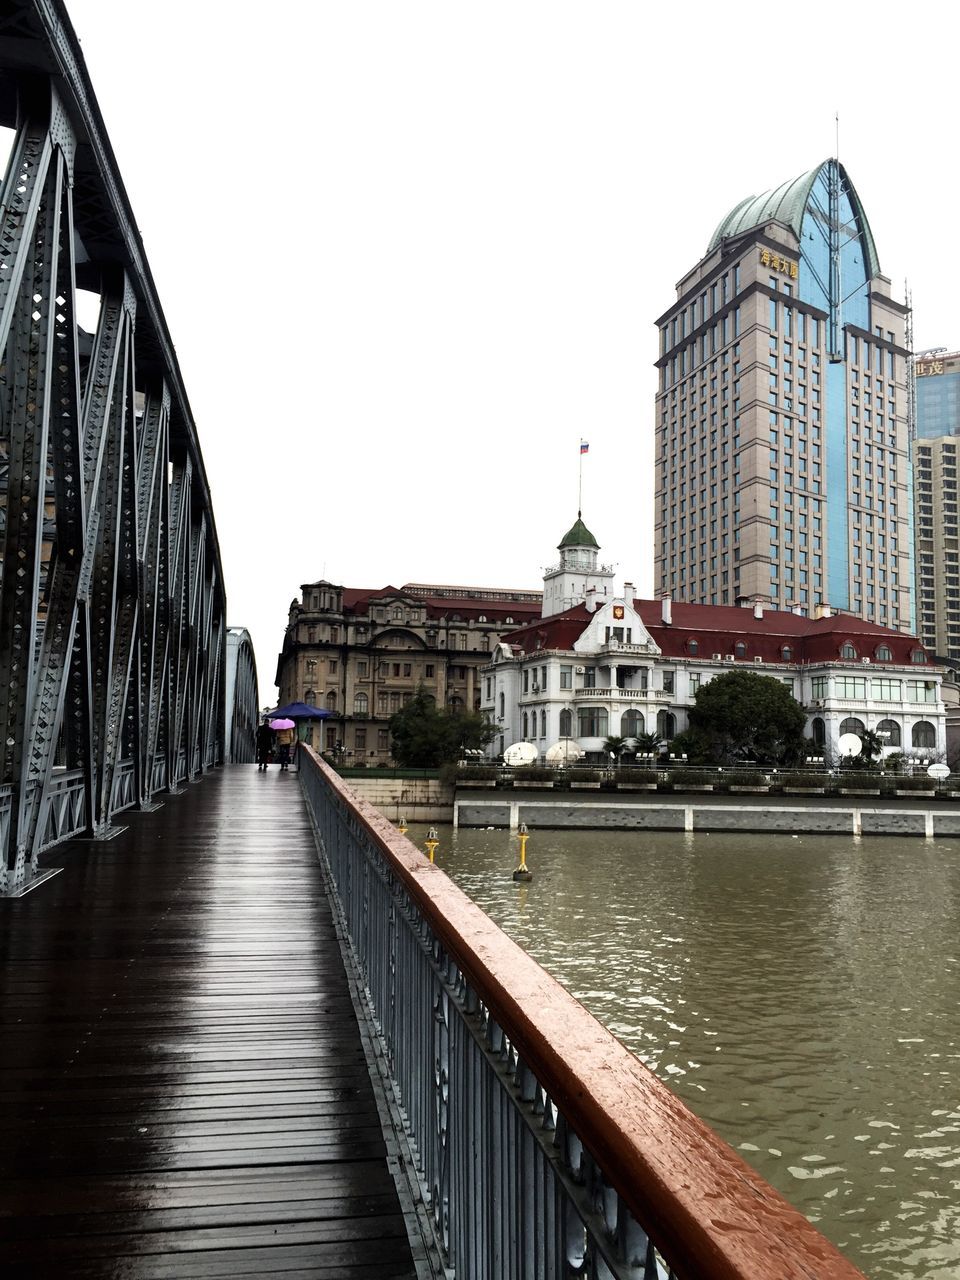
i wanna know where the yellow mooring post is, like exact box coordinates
[397,814,408,836]
[513,822,532,882]
[424,826,439,863]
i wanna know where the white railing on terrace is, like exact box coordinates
[297,744,866,1280]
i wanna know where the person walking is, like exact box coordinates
[275,723,295,771]
[255,717,274,771]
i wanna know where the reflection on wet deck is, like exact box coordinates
[0,766,417,1278]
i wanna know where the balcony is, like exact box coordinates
[573,687,671,701]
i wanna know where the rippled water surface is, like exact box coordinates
[409,825,960,1280]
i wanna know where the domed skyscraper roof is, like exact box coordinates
[707,158,880,280]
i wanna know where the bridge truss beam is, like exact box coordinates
[0,8,228,892]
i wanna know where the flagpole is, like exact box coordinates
[578,442,582,516]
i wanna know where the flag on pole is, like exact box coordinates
[580,440,589,454]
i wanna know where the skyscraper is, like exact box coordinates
[914,349,960,656]
[654,159,915,632]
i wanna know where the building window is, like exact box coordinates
[499,692,505,718]
[621,709,643,737]
[326,690,337,710]
[840,642,857,660]
[662,670,675,694]
[559,708,573,737]
[657,710,676,739]
[354,692,368,716]
[911,648,928,664]
[912,721,936,749]
[540,710,547,737]
[781,645,793,661]
[577,707,608,737]
[871,679,901,701]
[583,668,596,688]
[686,639,699,655]
[425,664,435,677]
[560,665,573,689]
[876,719,901,747]
[357,660,368,677]
[355,729,366,749]
[835,677,866,699]
[378,729,389,750]
[811,717,825,745]
[811,675,828,699]
[874,644,892,661]
[734,641,747,659]
[840,717,866,736]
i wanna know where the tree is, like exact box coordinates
[389,688,496,767]
[602,735,629,759]
[684,669,807,765]
[633,731,662,759]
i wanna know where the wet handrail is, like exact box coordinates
[301,744,866,1279]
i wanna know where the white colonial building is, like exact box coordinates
[481,517,946,762]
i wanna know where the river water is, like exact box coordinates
[408,824,960,1280]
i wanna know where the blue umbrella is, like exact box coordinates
[268,701,333,719]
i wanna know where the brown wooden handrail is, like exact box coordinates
[300,745,866,1280]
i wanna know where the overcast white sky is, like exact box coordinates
[52,2,960,692]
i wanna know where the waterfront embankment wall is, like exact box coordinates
[455,792,960,838]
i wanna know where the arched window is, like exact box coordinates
[876,719,901,747]
[840,717,865,737]
[811,716,825,746]
[840,642,857,660]
[540,710,546,737]
[559,708,573,737]
[734,641,747,659]
[354,692,368,715]
[657,710,676,739]
[448,695,464,713]
[522,712,528,738]
[687,638,699,655]
[499,692,505,718]
[781,645,793,662]
[325,690,337,711]
[912,721,936,748]
[305,689,316,705]
[393,606,403,619]
[911,648,928,664]
[577,707,608,737]
[875,644,892,661]
[621,709,644,737]
[478,615,487,623]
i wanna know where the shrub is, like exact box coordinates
[568,768,602,783]
[616,767,659,784]
[787,772,830,788]
[453,763,498,782]
[511,766,553,782]
[838,772,880,790]
[668,769,715,788]
[722,770,769,788]
[889,774,938,791]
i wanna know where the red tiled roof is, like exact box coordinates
[340,585,542,624]
[502,599,930,667]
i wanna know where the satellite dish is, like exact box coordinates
[837,733,863,758]
[927,763,950,780]
[545,740,584,766]
[503,741,538,766]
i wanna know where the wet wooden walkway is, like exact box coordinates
[0,766,419,1278]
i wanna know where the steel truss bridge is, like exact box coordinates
[0,2,258,893]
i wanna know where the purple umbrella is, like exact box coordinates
[270,718,295,730]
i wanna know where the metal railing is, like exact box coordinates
[298,744,866,1280]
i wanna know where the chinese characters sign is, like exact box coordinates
[915,361,945,377]
[759,248,798,279]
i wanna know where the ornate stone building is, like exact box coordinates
[483,517,946,763]
[274,579,542,762]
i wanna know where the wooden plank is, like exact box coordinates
[0,767,419,1278]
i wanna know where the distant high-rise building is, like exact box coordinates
[913,349,960,657]
[654,158,915,632]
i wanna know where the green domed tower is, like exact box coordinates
[541,514,614,618]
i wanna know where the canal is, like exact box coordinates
[408,824,960,1280]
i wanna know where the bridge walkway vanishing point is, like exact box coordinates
[0,766,422,1279]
